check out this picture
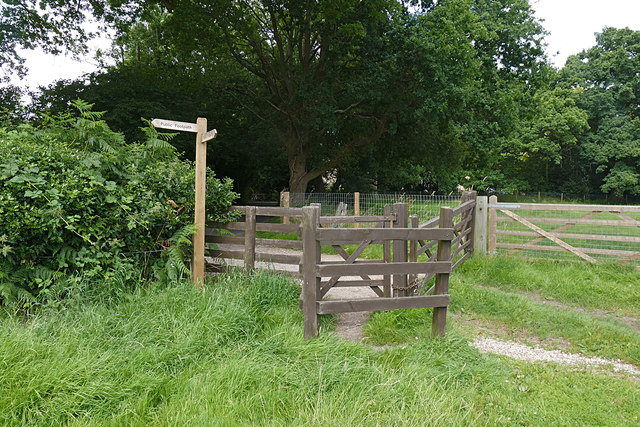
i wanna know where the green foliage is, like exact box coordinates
[0,100,238,304]
[559,27,640,196]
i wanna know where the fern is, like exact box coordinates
[140,119,177,157]
[163,224,197,282]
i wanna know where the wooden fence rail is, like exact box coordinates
[487,196,640,265]
[206,205,304,276]
[205,192,479,339]
[302,193,477,339]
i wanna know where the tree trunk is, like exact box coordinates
[288,152,312,194]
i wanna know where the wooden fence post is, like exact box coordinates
[488,195,497,254]
[244,206,256,270]
[474,196,488,254]
[354,192,360,228]
[280,191,290,224]
[409,215,419,286]
[393,203,408,296]
[461,191,477,253]
[432,206,453,336]
[302,205,321,339]
[383,204,392,297]
[193,117,207,288]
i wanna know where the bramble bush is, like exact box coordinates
[0,100,238,305]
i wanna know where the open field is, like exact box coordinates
[1,259,638,425]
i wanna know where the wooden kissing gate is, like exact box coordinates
[205,192,478,339]
[301,192,477,339]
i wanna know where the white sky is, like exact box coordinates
[6,1,640,90]
[533,0,640,67]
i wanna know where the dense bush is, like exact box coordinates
[0,100,238,304]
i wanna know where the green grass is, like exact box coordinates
[1,264,638,425]
[366,256,640,363]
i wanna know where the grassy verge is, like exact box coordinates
[365,256,640,362]
[1,265,638,425]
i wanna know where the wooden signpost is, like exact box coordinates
[152,117,217,287]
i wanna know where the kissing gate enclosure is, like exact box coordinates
[206,192,478,339]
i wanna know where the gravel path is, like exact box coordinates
[471,337,640,376]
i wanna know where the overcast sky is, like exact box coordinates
[534,0,640,67]
[7,0,640,90]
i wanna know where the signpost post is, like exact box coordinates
[152,117,217,288]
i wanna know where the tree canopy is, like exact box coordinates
[559,27,640,196]
[4,1,640,199]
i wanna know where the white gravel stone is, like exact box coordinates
[471,337,639,376]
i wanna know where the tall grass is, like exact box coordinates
[1,267,638,425]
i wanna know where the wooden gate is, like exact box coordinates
[301,199,476,339]
[488,196,640,264]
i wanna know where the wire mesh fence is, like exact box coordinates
[288,193,461,224]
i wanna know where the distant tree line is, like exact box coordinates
[2,1,639,200]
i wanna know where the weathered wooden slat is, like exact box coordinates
[319,215,394,224]
[614,212,640,228]
[256,252,301,265]
[209,221,246,230]
[505,211,599,256]
[452,200,476,216]
[207,249,301,265]
[499,208,597,263]
[256,238,303,249]
[497,230,640,243]
[317,261,451,277]
[451,239,472,260]
[417,239,437,257]
[453,214,472,233]
[256,223,300,233]
[255,206,303,217]
[205,235,244,245]
[496,217,640,227]
[321,280,386,288]
[316,227,454,243]
[451,251,471,272]
[451,226,472,246]
[320,259,384,265]
[208,249,244,260]
[320,240,374,296]
[316,295,450,314]
[423,283,436,295]
[493,203,640,213]
[496,243,640,257]
[419,217,439,229]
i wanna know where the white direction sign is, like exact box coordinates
[202,128,218,142]
[151,118,198,133]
